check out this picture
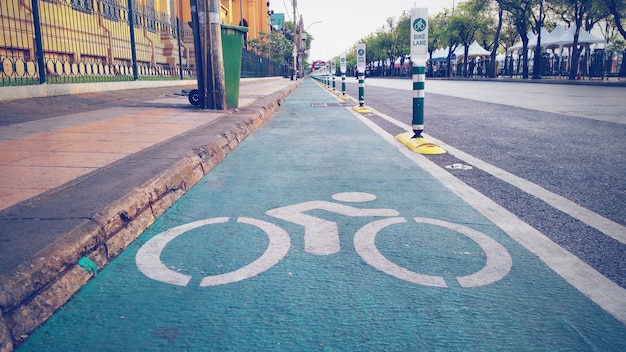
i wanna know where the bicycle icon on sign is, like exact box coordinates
[136,192,512,288]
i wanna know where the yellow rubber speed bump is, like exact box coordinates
[395,131,446,155]
[352,105,372,113]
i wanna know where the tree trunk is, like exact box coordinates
[532,0,543,79]
[463,45,470,77]
[490,7,504,78]
[521,36,529,79]
[619,50,626,78]
[608,0,626,42]
[569,27,582,80]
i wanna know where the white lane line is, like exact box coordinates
[370,106,626,246]
[331,87,626,243]
[426,134,626,245]
[346,105,626,327]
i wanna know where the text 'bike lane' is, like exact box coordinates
[19,79,626,351]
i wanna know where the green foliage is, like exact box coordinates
[247,20,315,66]
[302,0,624,76]
[248,29,294,64]
[607,36,625,52]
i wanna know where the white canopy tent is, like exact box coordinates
[541,25,566,50]
[429,47,455,62]
[507,25,605,54]
[544,25,605,49]
[504,25,606,77]
[528,28,551,50]
[507,31,535,53]
[455,40,491,60]
[545,26,605,77]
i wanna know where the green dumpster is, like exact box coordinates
[221,24,248,109]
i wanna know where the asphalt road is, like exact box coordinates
[343,77,626,288]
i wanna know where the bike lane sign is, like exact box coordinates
[340,52,346,74]
[19,80,626,351]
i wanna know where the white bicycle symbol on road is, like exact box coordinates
[136,192,512,288]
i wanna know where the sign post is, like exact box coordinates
[331,60,336,92]
[353,44,371,113]
[325,65,330,88]
[356,44,365,106]
[395,8,445,154]
[326,65,330,88]
[340,52,347,98]
[410,8,428,138]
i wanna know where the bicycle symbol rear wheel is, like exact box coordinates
[136,217,290,287]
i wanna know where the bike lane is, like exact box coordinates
[19,79,626,351]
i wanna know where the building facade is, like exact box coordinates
[0,0,272,85]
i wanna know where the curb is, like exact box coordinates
[0,79,302,350]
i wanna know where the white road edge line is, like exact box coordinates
[342,102,626,326]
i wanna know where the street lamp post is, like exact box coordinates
[305,21,322,32]
[300,21,321,76]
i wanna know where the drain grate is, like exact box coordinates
[310,102,354,107]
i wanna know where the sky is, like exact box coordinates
[275,0,457,62]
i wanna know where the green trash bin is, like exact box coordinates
[221,24,248,109]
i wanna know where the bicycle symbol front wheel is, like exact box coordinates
[353,217,512,288]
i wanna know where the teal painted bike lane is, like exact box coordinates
[20,79,626,351]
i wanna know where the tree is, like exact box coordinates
[498,0,539,79]
[248,29,294,64]
[430,8,461,77]
[450,0,491,77]
[449,15,476,77]
[489,1,505,77]
[429,11,448,75]
[606,0,626,41]
[364,32,386,75]
[601,0,626,77]
[397,12,412,74]
[551,0,608,79]
[531,0,545,79]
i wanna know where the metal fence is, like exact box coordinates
[1,0,283,87]
[241,49,288,78]
[501,50,626,79]
[0,0,196,85]
[365,50,626,79]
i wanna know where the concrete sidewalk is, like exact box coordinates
[0,77,301,350]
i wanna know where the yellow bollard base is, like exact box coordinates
[395,132,446,155]
[352,105,372,113]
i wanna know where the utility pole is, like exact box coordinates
[209,0,226,109]
[292,0,297,80]
[298,15,304,77]
[191,0,226,109]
